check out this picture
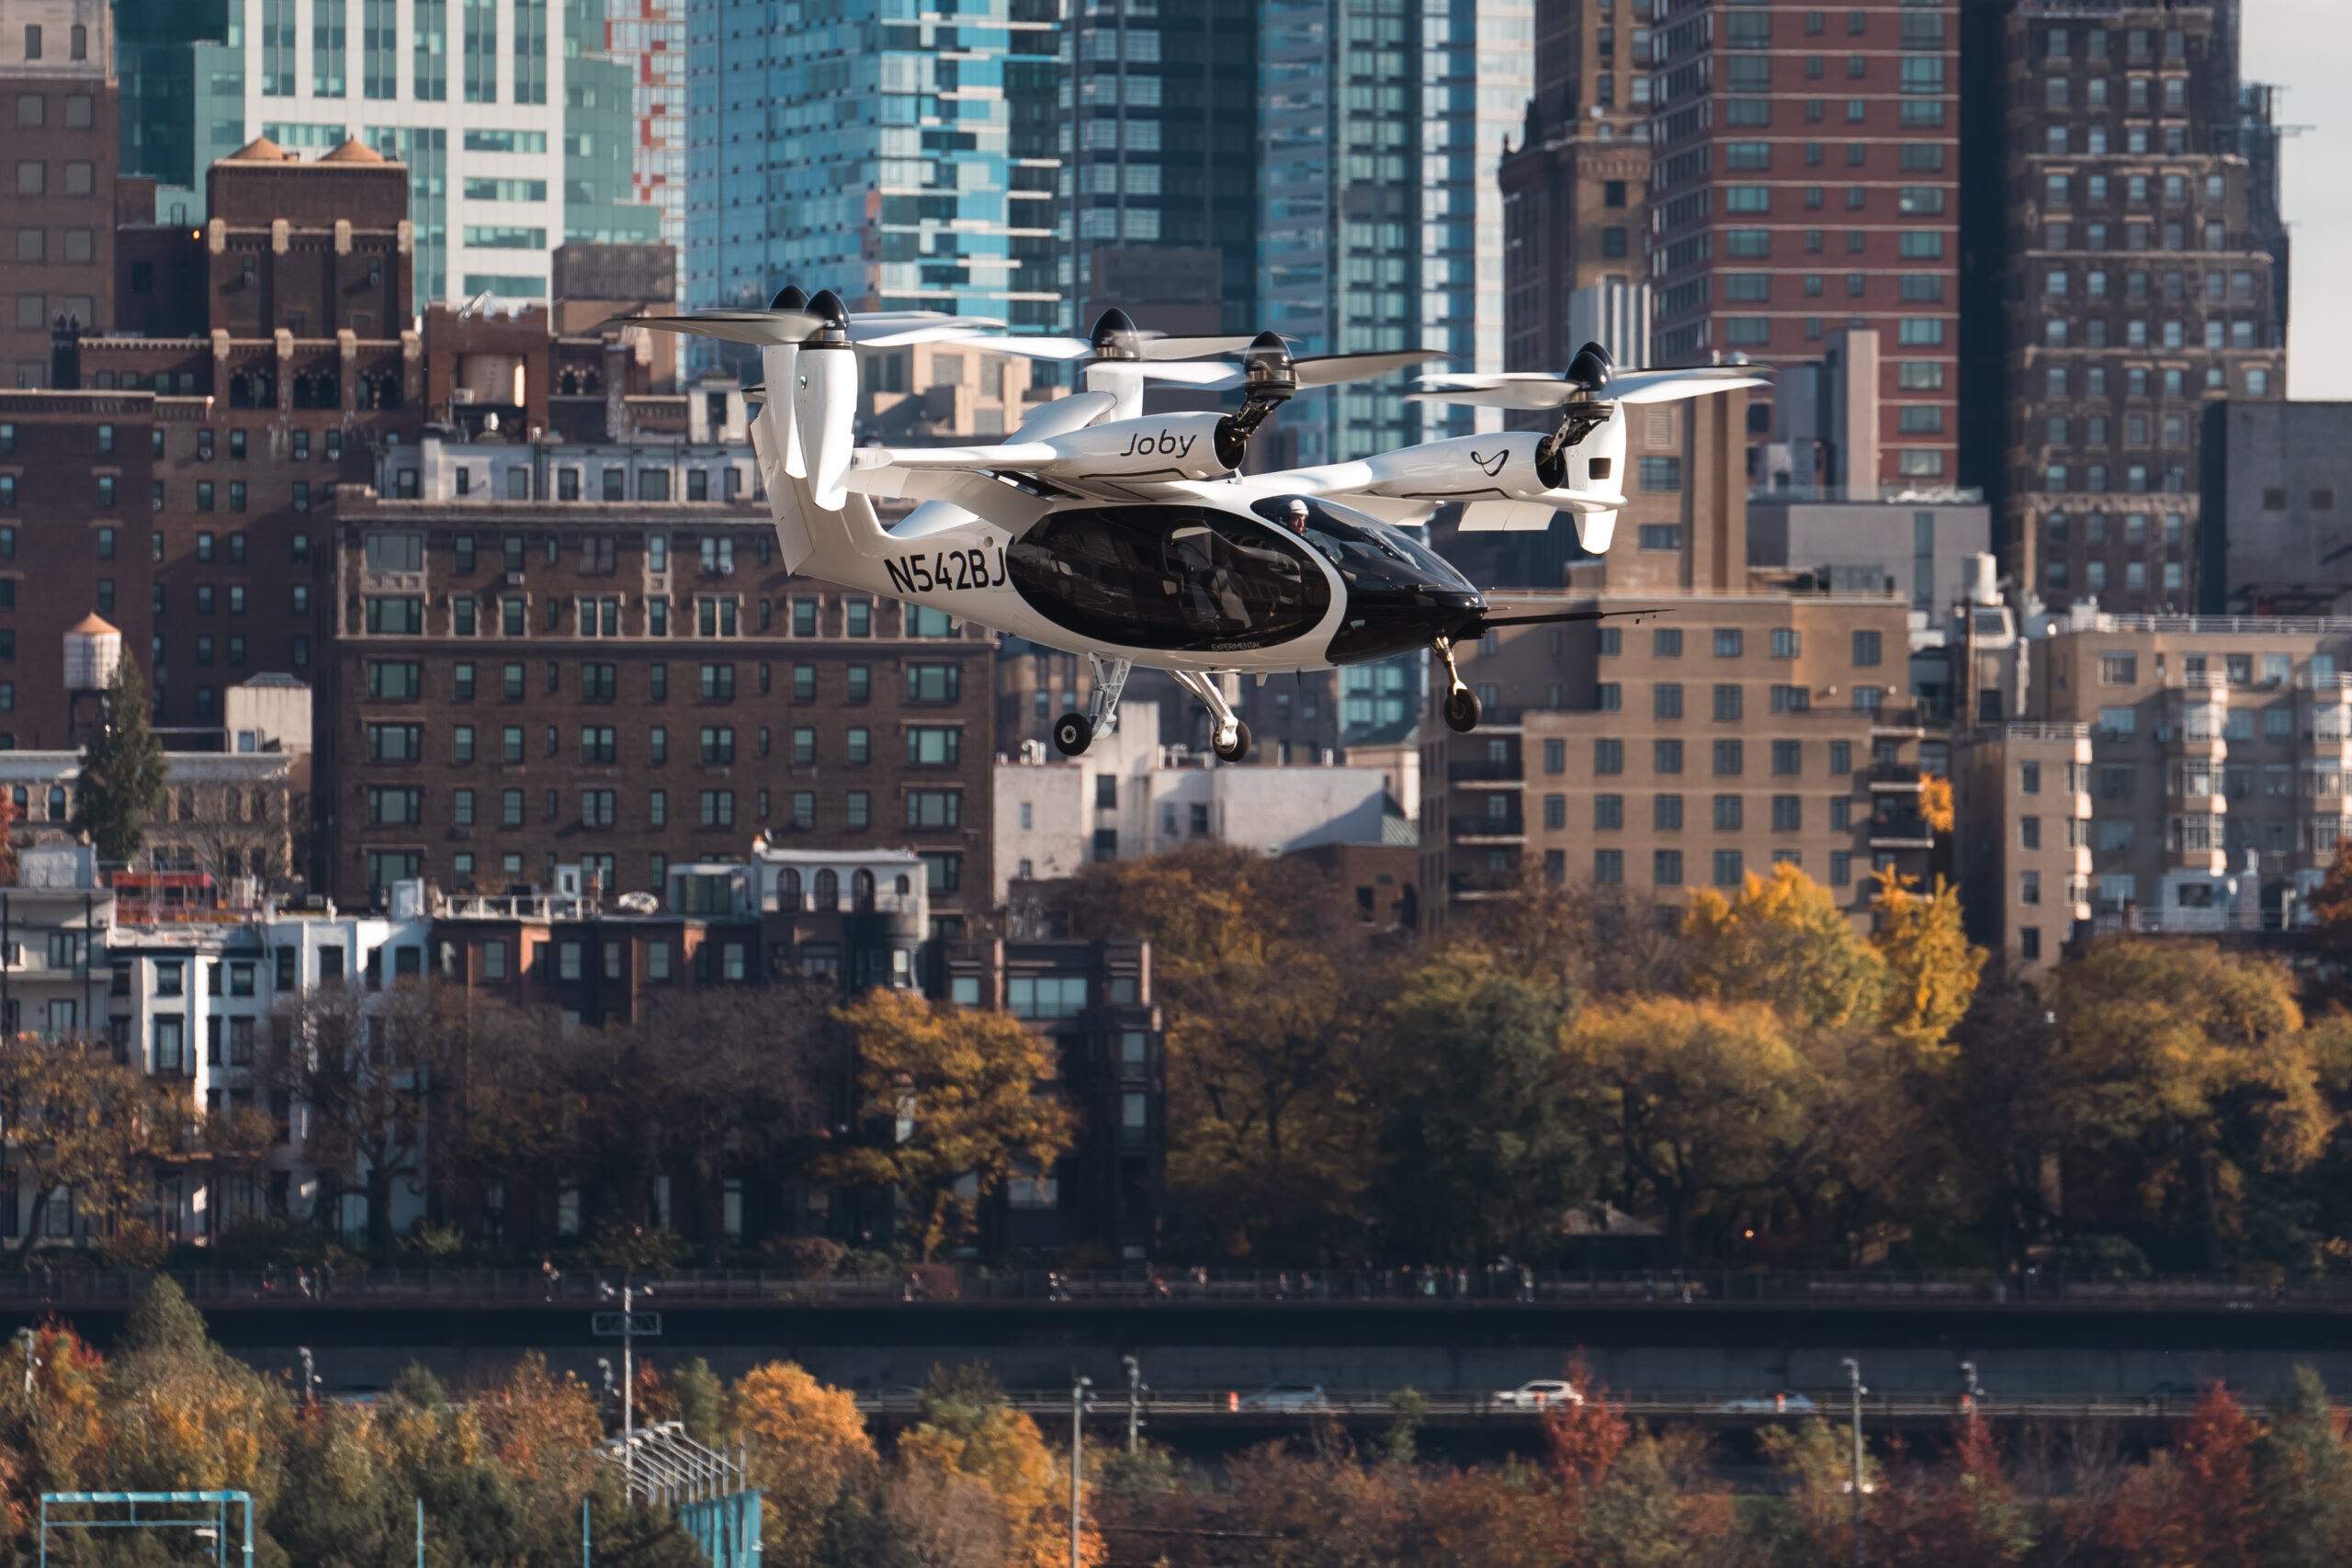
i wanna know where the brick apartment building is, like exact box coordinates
[1992,0,2288,615]
[1645,0,1960,489]
[1499,0,1656,375]
[0,390,158,745]
[320,473,996,927]
[1,0,121,388]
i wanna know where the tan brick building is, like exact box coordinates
[2023,614,2352,933]
[1421,589,1927,927]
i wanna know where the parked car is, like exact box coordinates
[1238,1382,1331,1412]
[1717,1392,1818,1415]
[1493,1379,1583,1407]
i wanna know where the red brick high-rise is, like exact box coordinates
[1644,0,1960,490]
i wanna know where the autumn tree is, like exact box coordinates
[1682,863,1892,1029]
[1056,846,1384,1257]
[1869,869,1985,1057]
[1565,998,1809,1259]
[259,976,446,1262]
[0,1033,161,1253]
[894,1364,1093,1568]
[2308,835,2352,957]
[731,1361,878,1568]
[568,985,833,1259]
[2045,940,2332,1269]
[72,651,169,865]
[820,990,1072,1260]
[1371,950,1585,1262]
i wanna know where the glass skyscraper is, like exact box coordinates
[1259,0,1532,468]
[1059,0,1260,336]
[684,0,1060,326]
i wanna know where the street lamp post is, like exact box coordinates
[1842,1357,1866,1568]
[600,1280,653,1497]
[1121,1356,1142,1454]
[1069,1376,1091,1568]
[1961,1360,1982,1424]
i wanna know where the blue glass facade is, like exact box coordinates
[1258,0,1531,467]
[685,0,1060,327]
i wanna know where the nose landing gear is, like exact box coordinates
[1053,653,1135,757]
[1435,636,1482,733]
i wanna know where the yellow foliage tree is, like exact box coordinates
[732,1361,877,1567]
[820,991,1073,1259]
[1918,773,1955,834]
[1869,869,1985,1056]
[1682,863,1892,1029]
[2046,940,2332,1268]
[1565,997,1811,1258]
[896,1371,1098,1568]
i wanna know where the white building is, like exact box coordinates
[992,703,1408,903]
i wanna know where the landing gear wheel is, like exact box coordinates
[1214,720,1253,762]
[1444,687,1483,734]
[1052,712,1094,757]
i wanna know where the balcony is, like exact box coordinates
[1867,807,1935,848]
[1451,810,1527,843]
[1447,870,1525,900]
[1448,760,1524,784]
[1866,763,1923,791]
[1867,705,1927,737]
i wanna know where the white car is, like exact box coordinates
[1494,1379,1583,1407]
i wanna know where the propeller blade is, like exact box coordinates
[942,334,1099,361]
[599,310,822,345]
[1292,348,1453,388]
[1415,371,1580,389]
[1139,334,1262,359]
[1611,367,1773,403]
[1405,382,1581,411]
[851,321,1012,347]
[1194,348,1453,392]
[1141,359,1253,386]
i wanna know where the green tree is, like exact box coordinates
[1566,998,1810,1259]
[2046,941,2332,1269]
[1371,951,1584,1262]
[73,651,169,865]
[819,991,1072,1259]
[2258,1366,2352,1567]
[1683,863,1892,1029]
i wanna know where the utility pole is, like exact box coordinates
[1069,1376,1091,1568]
[601,1279,651,1498]
[1122,1356,1142,1454]
[1842,1357,1866,1568]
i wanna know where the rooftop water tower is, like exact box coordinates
[63,613,121,743]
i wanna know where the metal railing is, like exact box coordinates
[4,1267,2346,1312]
[856,1387,2292,1422]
